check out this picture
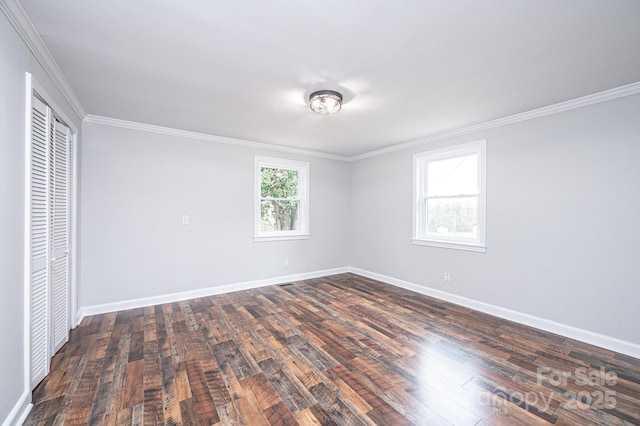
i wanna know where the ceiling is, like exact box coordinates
[19,0,640,157]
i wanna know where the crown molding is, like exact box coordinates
[84,115,352,162]
[87,81,640,163]
[352,81,640,161]
[0,0,85,120]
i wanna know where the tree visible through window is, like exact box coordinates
[255,157,309,241]
[260,167,300,232]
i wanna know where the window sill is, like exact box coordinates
[412,238,486,253]
[254,234,310,243]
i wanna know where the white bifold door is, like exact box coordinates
[29,94,73,388]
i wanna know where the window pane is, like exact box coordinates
[427,154,478,196]
[261,167,298,198]
[427,197,478,238]
[260,200,299,232]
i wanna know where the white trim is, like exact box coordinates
[76,267,349,324]
[352,81,640,161]
[1,390,32,426]
[411,239,486,252]
[70,133,79,327]
[22,72,33,413]
[254,234,310,242]
[0,0,85,120]
[84,115,350,162]
[348,267,640,359]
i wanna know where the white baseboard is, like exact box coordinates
[2,390,32,426]
[73,265,639,359]
[349,267,640,359]
[76,267,349,325]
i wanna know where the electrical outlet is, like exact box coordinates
[182,215,190,225]
[283,259,289,267]
[444,272,451,282]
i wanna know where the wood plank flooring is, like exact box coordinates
[25,273,640,425]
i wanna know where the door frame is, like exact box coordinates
[23,72,79,391]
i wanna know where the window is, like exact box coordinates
[413,140,486,252]
[255,156,309,241]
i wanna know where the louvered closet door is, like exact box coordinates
[30,96,51,388]
[29,94,73,388]
[51,118,71,352]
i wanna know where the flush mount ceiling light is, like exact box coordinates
[309,90,343,114]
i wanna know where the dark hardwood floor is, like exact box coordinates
[25,273,640,425]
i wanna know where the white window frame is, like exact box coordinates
[254,156,309,242]
[412,140,486,252]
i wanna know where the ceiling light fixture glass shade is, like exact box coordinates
[309,90,343,114]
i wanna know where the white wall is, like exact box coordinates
[350,93,640,345]
[0,13,27,422]
[0,11,82,424]
[79,123,350,308]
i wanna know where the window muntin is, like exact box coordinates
[255,157,309,241]
[413,141,486,252]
